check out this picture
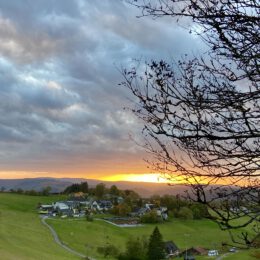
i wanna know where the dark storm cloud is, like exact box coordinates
[0,0,205,175]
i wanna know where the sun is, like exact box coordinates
[101,173,168,183]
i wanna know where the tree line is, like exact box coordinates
[1,186,52,196]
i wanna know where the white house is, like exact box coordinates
[53,202,69,211]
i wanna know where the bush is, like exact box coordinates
[97,244,119,258]
[110,203,131,216]
[86,214,93,222]
[190,203,209,219]
[85,209,93,221]
[177,207,193,220]
[118,237,148,260]
[141,210,160,223]
[168,209,179,218]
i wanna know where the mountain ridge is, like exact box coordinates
[0,177,189,197]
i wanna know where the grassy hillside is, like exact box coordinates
[0,193,79,260]
[0,193,258,260]
[48,218,229,256]
[47,216,259,260]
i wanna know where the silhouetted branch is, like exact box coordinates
[123,0,260,247]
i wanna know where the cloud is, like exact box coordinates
[0,0,205,178]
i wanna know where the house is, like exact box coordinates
[53,201,71,216]
[240,206,249,213]
[116,196,124,204]
[53,202,70,211]
[130,207,150,217]
[99,200,113,210]
[230,206,249,214]
[104,194,124,204]
[91,200,113,212]
[208,250,218,256]
[40,204,53,210]
[66,200,80,209]
[183,247,207,256]
[157,207,168,220]
[165,241,179,258]
[145,203,156,210]
[79,200,91,207]
[130,206,168,220]
[38,204,53,214]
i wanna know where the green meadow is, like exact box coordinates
[0,193,259,260]
[47,217,259,260]
[0,193,79,260]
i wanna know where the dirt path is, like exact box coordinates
[41,216,93,259]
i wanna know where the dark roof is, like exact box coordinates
[132,207,141,213]
[60,208,73,215]
[66,201,80,207]
[192,247,207,255]
[165,241,179,254]
[184,247,207,256]
[98,200,113,207]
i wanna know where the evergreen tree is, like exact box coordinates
[80,182,88,193]
[147,226,165,260]
[95,183,106,198]
[63,181,88,194]
[110,185,120,196]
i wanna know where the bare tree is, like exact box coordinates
[122,0,260,247]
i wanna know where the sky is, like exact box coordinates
[0,0,204,181]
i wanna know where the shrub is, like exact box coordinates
[97,244,119,258]
[118,237,148,260]
[141,210,160,223]
[190,203,209,219]
[177,207,193,220]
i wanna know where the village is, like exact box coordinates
[38,192,168,224]
[37,182,224,259]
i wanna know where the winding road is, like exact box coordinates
[41,216,92,259]
[216,253,230,260]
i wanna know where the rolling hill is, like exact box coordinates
[0,177,190,197]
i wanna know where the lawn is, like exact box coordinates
[48,214,256,260]
[0,193,79,260]
[47,216,257,259]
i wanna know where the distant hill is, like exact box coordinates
[0,177,190,197]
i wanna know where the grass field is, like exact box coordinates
[0,193,79,260]
[0,193,259,260]
[47,215,259,260]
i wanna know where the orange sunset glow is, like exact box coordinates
[0,170,169,183]
[101,173,168,183]
[1,170,211,186]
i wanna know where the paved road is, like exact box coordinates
[216,250,240,260]
[41,216,92,259]
[216,252,231,260]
